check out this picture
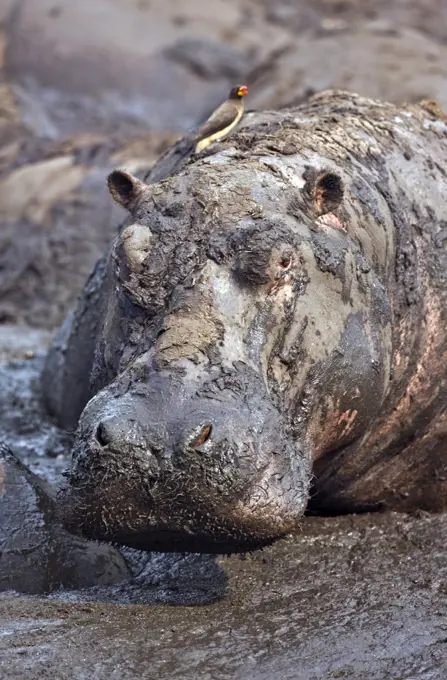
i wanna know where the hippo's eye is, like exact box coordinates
[278,251,293,270]
[189,424,213,449]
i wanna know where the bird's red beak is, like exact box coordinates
[238,85,248,96]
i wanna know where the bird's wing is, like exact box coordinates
[193,101,241,142]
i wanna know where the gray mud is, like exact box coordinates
[0,325,70,483]
[1,512,446,680]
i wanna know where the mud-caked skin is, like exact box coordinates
[43,90,447,553]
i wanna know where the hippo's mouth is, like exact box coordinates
[61,504,289,554]
[59,433,310,554]
[60,468,300,554]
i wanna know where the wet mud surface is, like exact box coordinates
[1,511,446,680]
[0,0,446,678]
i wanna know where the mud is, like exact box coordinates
[0,325,70,482]
[0,511,446,679]
[4,0,447,139]
[0,0,446,677]
[0,443,131,595]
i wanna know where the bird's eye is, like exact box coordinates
[189,424,213,449]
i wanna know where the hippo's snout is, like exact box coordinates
[95,415,212,456]
[61,370,311,553]
[91,412,216,482]
[93,415,164,478]
[94,416,162,459]
[95,419,126,448]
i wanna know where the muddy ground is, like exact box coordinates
[0,0,446,678]
[2,512,446,680]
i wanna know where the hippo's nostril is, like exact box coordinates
[95,422,111,447]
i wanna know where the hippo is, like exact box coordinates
[42,90,446,554]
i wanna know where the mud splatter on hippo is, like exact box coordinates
[42,90,446,554]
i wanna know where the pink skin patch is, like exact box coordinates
[338,409,359,438]
[315,212,347,232]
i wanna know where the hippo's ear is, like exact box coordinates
[107,170,147,210]
[302,168,344,215]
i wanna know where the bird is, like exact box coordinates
[193,85,248,153]
[144,85,249,184]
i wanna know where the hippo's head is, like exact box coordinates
[62,140,390,553]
